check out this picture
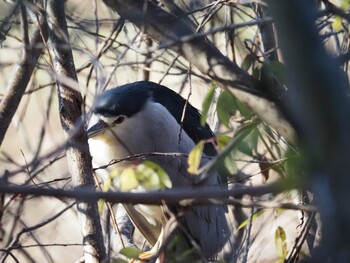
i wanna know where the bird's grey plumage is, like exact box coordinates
[88,81,229,259]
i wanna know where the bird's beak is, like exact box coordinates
[86,120,108,138]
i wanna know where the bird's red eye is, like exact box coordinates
[114,116,125,124]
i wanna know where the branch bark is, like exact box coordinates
[102,0,295,141]
[46,1,106,262]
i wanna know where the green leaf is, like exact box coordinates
[217,135,237,174]
[187,141,205,174]
[216,134,231,150]
[201,82,217,126]
[119,247,142,259]
[120,167,139,191]
[237,209,265,230]
[235,98,253,120]
[217,90,237,128]
[143,161,172,189]
[241,54,254,71]
[235,120,259,142]
[252,67,261,80]
[284,147,305,181]
[237,141,253,156]
[275,226,288,259]
[238,123,259,156]
[214,122,259,176]
[261,60,286,87]
[261,60,273,83]
[250,126,259,153]
[223,154,237,175]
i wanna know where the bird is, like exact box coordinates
[87,81,229,261]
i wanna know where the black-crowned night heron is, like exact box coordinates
[87,81,229,260]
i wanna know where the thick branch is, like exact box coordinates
[267,1,350,261]
[102,0,295,141]
[46,1,105,262]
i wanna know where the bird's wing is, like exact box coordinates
[123,204,162,246]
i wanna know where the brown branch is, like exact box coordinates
[102,0,295,141]
[46,1,106,262]
[0,8,48,147]
[0,180,299,207]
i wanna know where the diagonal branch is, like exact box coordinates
[0,7,48,147]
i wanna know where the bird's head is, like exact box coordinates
[87,82,152,138]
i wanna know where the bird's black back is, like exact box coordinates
[127,81,217,157]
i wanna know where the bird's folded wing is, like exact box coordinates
[123,204,161,246]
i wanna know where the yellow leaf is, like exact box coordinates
[98,199,105,214]
[275,226,288,259]
[333,16,342,31]
[237,210,265,230]
[187,141,204,174]
[143,161,172,189]
[135,164,160,190]
[120,167,139,191]
[99,168,121,213]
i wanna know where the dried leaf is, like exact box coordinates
[258,155,270,183]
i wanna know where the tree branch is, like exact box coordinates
[267,1,350,261]
[46,1,106,262]
[0,7,48,147]
[0,180,296,207]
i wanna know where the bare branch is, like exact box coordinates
[0,8,48,147]
[0,180,298,207]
